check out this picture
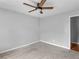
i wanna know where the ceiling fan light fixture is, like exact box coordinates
[40,11,43,14]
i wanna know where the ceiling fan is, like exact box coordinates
[23,0,54,14]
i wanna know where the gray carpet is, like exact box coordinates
[0,42,79,59]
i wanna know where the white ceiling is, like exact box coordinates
[0,0,79,17]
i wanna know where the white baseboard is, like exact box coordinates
[0,41,39,54]
[0,40,70,54]
[40,40,70,50]
[71,42,79,44]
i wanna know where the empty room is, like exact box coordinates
[0,0,79,59]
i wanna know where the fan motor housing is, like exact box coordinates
[37,3,42,9]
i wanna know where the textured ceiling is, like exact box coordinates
[0,0,79,17]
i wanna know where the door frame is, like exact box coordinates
[69,15,79,50]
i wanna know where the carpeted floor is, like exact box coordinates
[0,42,79,59]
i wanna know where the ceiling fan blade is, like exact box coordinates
[29,8,37,12]
[42,7,54,9]
[39,0,46,7]
[23,3,36,8]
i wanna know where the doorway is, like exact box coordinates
[71,16,79,51]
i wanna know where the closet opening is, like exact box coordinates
[71,16,79,52]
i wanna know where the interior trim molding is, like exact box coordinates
[0,41,39,54]
[40,40,70,49]
[71,42,79,44]
[0,40,70,54]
